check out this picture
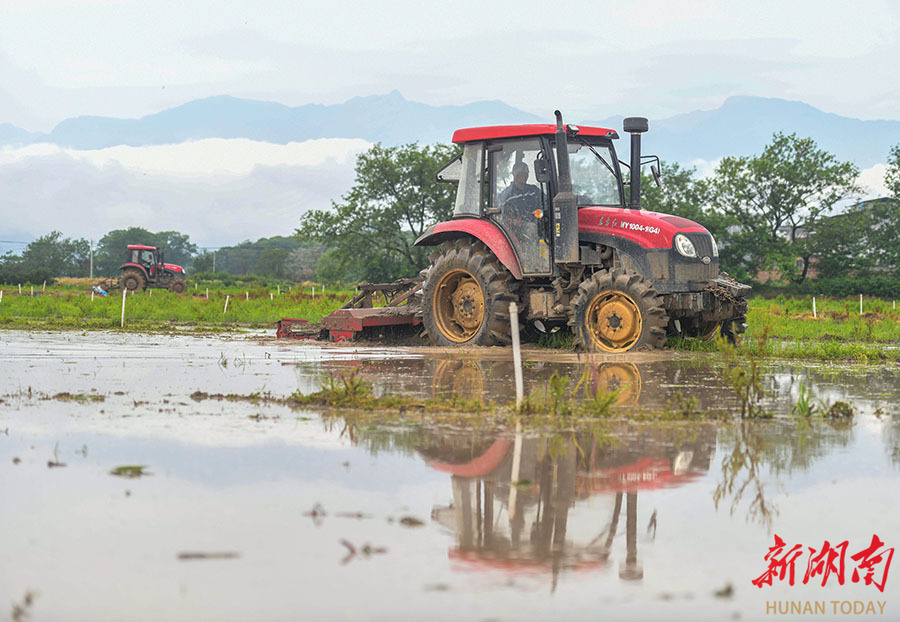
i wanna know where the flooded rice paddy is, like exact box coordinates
[1,330,899,621]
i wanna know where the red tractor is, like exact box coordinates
[119,244,187,294]
[415,112,749,352]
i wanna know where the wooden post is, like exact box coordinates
[509,302,524,411]
[120,288,127,327]
[223,295,230,315]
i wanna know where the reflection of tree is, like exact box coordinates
[884,415,900,468]
[714,419,855,529]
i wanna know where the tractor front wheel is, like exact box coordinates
[570,269,667,353]
[169,278,187,294]
[120,269,145,292]
[422,238,517,346]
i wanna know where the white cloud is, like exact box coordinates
[0,138,367,247]
[0,138,369,176]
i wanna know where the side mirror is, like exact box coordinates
[534,157,551,183]
[651,165,662,188]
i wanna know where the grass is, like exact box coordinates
[0,280,354,330]
[2,282,899,362]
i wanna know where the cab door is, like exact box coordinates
[486,138,552,275]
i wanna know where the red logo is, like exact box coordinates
[752,534,893,593]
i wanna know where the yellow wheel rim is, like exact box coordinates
[433,269,485,343]
[586,290,642,352]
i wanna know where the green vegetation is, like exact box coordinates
[109,465,151,478]
[0,283,353,330]
[298,142,458,283]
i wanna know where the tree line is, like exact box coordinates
[0,227,325,284]
[299,135,900,294]
[4,136,898,292]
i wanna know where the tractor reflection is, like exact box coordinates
[419,424,716,588]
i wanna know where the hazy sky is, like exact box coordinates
[1,0,899,131]
[1,0,897,249]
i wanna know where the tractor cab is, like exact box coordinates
[435,123,636,276]
[128,245,161,277]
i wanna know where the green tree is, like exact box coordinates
[886,144,900,198]
[711,133,859,283]
[153,231,197,267]
[298,143,458,283]
[192,251,215,273]
[20,231,91,277]
[254,246,289,278]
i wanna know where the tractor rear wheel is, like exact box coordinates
[169,278,187,294]
[120,269,145,292]
[422,238,518,346]
[569,268,667,353]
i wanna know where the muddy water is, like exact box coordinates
[1,330,899,621]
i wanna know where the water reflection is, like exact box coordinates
[417,423,716,589]
[301,354,736,413]
[714,418,856,530]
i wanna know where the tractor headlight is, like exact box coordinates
[710,234,719,257]
[674,233,697,258]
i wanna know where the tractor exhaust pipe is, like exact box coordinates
[552,110,579,264]
[623,117,648,209]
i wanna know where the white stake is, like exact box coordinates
[0,290,3,303]
[90,290,94,302]
[30,285,33,296]
[149,289,152,297]
[18,284,21,294]
[42,280,46,291]
[270,293,273,301]
[813,297,817,319]
[509,302,524,411]
[277,285,280,295]
[246,291,249,301]
[223,295,230,315]
[311,285,315,298]
[206,287,209,299]
[860,293,863,315]
[120,289,127,327]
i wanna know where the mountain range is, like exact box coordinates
[2,92,898,168]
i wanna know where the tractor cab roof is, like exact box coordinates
[127,245,158,251]
[452,124,618,144]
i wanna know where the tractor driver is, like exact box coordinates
[498,161,542,217]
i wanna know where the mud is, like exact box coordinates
[1,329,899,621]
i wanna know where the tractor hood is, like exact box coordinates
[164,263,184,273]
[578,207,709,251]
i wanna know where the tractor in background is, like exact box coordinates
[118,244,187,293]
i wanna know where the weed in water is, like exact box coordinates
[666,391,702,419]
[11,590,36,622]
[110,465,151,478]
[717,326,772,419]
